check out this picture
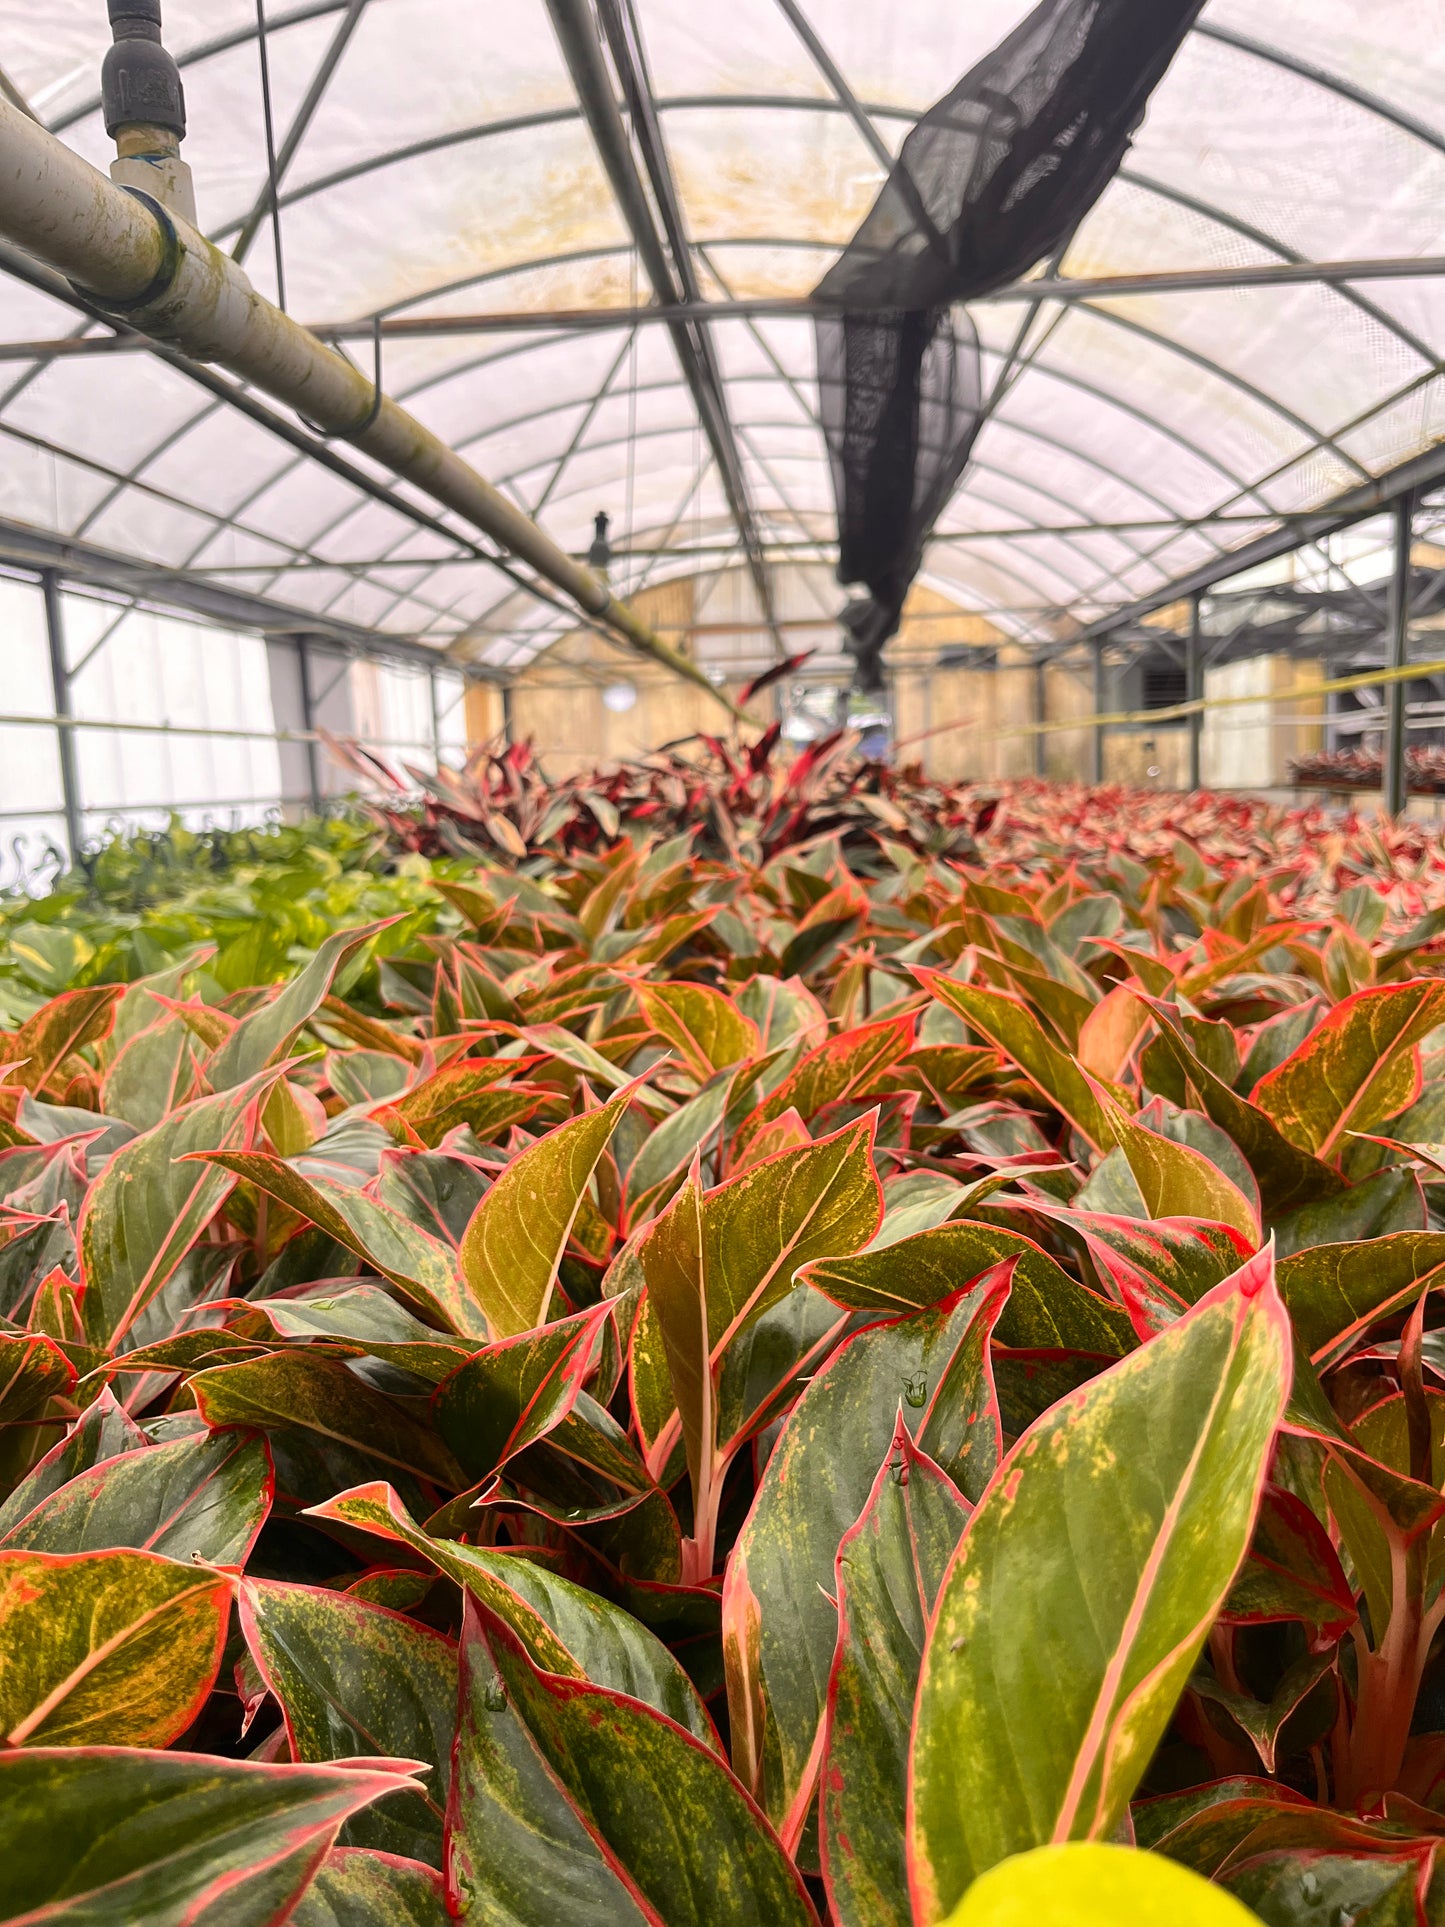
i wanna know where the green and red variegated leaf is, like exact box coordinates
[304,1481,716,1747]
[76,1065,283,1348]
[907,1247,1291,1922]
[1281,1340,1445,1539]
[725,1267,1009,1848]
[1090,1081,1260,1244]
[190,1352,464,1494]
[1220,1482,1355,1643]
[289,1848,449,1926]
[821,1417,969,1927]
[0,1329,76,1422]
[0,1547,230,1747]
[913,971,1124,1150]
[0,1384,145,1535]
[458,1082,638,1337]
[102,1009,205,1131]
[801,1219,1135,1355]
[731,1014,916,1158]
[634,981,760,1082]
[240,1579,456,1865]
[1135,997,1344,1219]
[1189,1650,1336,1777]
[192,1150,485,1339]
[639,1116,882,1581]
[208,918,402,1092]
[371,1055,545,1148]
[1250,979,1445,1160]
[0,985,124,1097]
[0,1746,427,1925]
[0,1424,270,1565]
[1275,1231,1445,1366]
[1032,1208,1254,1333]
[433,1301,610,1485]
[448,1595,820,1927]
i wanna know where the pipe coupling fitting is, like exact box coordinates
[68,186,182,315]
[102,0,186,140]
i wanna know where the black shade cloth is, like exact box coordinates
[815,0,1205,693]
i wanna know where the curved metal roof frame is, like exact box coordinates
[0,0,1441,667]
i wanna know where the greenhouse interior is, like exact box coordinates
[1,3,1445,1923]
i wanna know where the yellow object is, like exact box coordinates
[944,1844,1264,1926]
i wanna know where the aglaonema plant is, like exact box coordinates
[3,778,1445,1922]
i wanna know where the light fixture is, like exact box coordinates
[602,680,637,714]
[587,510,613,574]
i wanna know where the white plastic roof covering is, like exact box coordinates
[0,0,1442,668]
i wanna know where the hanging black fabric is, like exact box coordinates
[815,0,1205,693]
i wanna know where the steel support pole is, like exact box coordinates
[428,665,443,770]
[1187,595,1203,791]
[296,635,322,816]
[1091,641,1106,785]
[1385,492,1415,817]
[1033,660,1047,778]
[41,570,83,865]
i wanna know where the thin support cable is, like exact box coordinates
[254,0,287,312]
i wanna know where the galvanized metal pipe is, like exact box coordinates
[0,95,734,712]
[1384,492,1415,816]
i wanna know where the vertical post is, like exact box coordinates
[42,571,83,867]
[1032,658,1046,778]
[1385,492,1414,818]
[1091,640,1106,785]
[428,665,443,771]
[1187,593,1203,792]
[296,635,322,817]
[502,683,515,749]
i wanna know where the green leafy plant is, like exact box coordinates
[3,777,1445,1923]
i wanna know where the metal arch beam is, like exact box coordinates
[332,232,1278,514]
[288,337,645,633]
[231,0,370,267]
[3,217,1270,646]
[1068,299,1376,483]
[529,327,638,519]
[544,0,784,659]
[8,67,1441,655]
[253,342,1258,634]
[48,0,351,132]
[455,449,718,655]
[1194,22,1445,162]
[205,106,580,247]
[374,402,1186,623]
[1068,435,1445,647]
[48,12,1445,167]
[352,236,1303,518]
[318,415,797,626]
[1104,357,1445,610]
[0,515,460,665]
[771,0,895,170]
[0,244,522,613]
[701,223,1173,616]
[697,248,1153,610]
[1116,167,1442,372]
[332,326,642,633]
[682,256,1240,566]
[71,396,227,542]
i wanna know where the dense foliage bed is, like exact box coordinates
[5,765,1445,1922]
